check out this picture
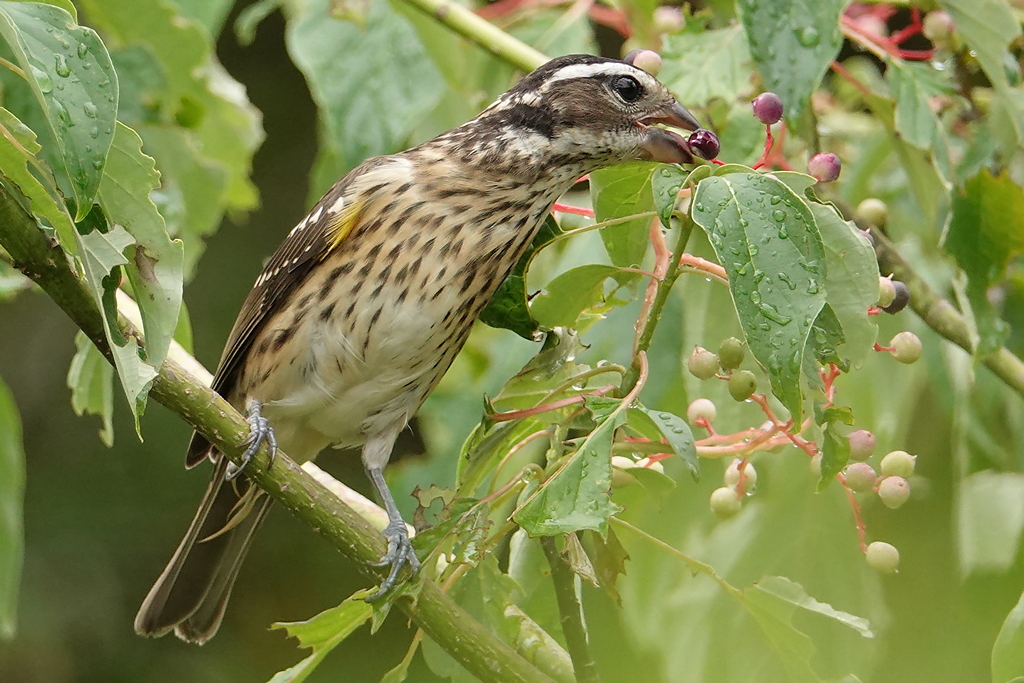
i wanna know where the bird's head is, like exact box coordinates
[441,54,701,179]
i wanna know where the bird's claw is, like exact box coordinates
[227,404,277,480]
[365,521,420,602]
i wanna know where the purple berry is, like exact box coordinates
[808,152,842,182]
[752,92,784,124]
[688,129,720,160]
[883,281,910,314]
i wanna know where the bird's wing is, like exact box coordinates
[186,157,388,467]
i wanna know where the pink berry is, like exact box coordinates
[847,429,876,461]
[623,49,663,76]
[652,6,685,34]
[808,152,842,182]
[751,92,784,124]
[688,129,720,160]
[687,398,717,424]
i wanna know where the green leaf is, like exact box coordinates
[79,0,263,274]
[691,172,827,421]
[636,407,698,479]
[284,0,445,198]
[958,471,1024,576]
[659,23,753,108]
[737,0,846,121]
[171,0,235,35]
[530,264,625,329]
[0,375,24,640]
[0,1,117,221]
[945,169,1024,356]
[514,400,625,536]
[741,576,872,682]
[939,0,1021,91]
[650,164,688,228]
[269,598,374,683]
[817,421,850,491]
[887,60,955,182]
[67,331,114,446]
[806,303,847,370]
[76,223,159,430]
[808,202,878,367]
[590,162,657,267]
[480,215,564,339]
[993,589,1024,683]
[97,122,183,372]
[0,106,76,249]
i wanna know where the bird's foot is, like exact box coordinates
[227,400,278,480]
[365,520,420,602]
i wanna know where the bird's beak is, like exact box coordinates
[638,100,701,165]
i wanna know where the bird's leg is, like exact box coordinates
[362,434,420,601]
[227,399,278,480]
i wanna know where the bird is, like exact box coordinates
[134,53,701,644]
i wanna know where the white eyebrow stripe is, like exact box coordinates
[540,62,638,90]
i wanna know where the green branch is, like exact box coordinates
[540,536,600,683]
[398,0,548,72]
[0,184,556,683]
[873,228,1024,398]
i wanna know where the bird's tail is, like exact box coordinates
[134,453,273,645]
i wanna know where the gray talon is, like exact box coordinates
[365,521,420,602]
[228,401,276,481]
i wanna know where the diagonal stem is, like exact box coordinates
[540,536,600,683]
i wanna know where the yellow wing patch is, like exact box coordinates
[323,197,365,252]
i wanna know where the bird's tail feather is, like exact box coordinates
[134,455,272,645]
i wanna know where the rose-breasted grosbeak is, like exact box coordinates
[135,53,700,644]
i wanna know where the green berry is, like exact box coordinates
[688,346,720,380]
[889,331,923,364]
[878,277,897,308]
[718,337,746,370]
[687,398,717,424]
[728,370,758,401]
[724,459,757,489]
[878,476,910,509]
[847,429,877,461]
[922,10,955,47]
[710,486,742,519]
[856,198,888,227]
[844,462,877,492]
[880,450,916,479]
[866,541,900,573]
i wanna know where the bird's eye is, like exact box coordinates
[612,76,643,103]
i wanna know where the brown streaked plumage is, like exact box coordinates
[135,54,701,644]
